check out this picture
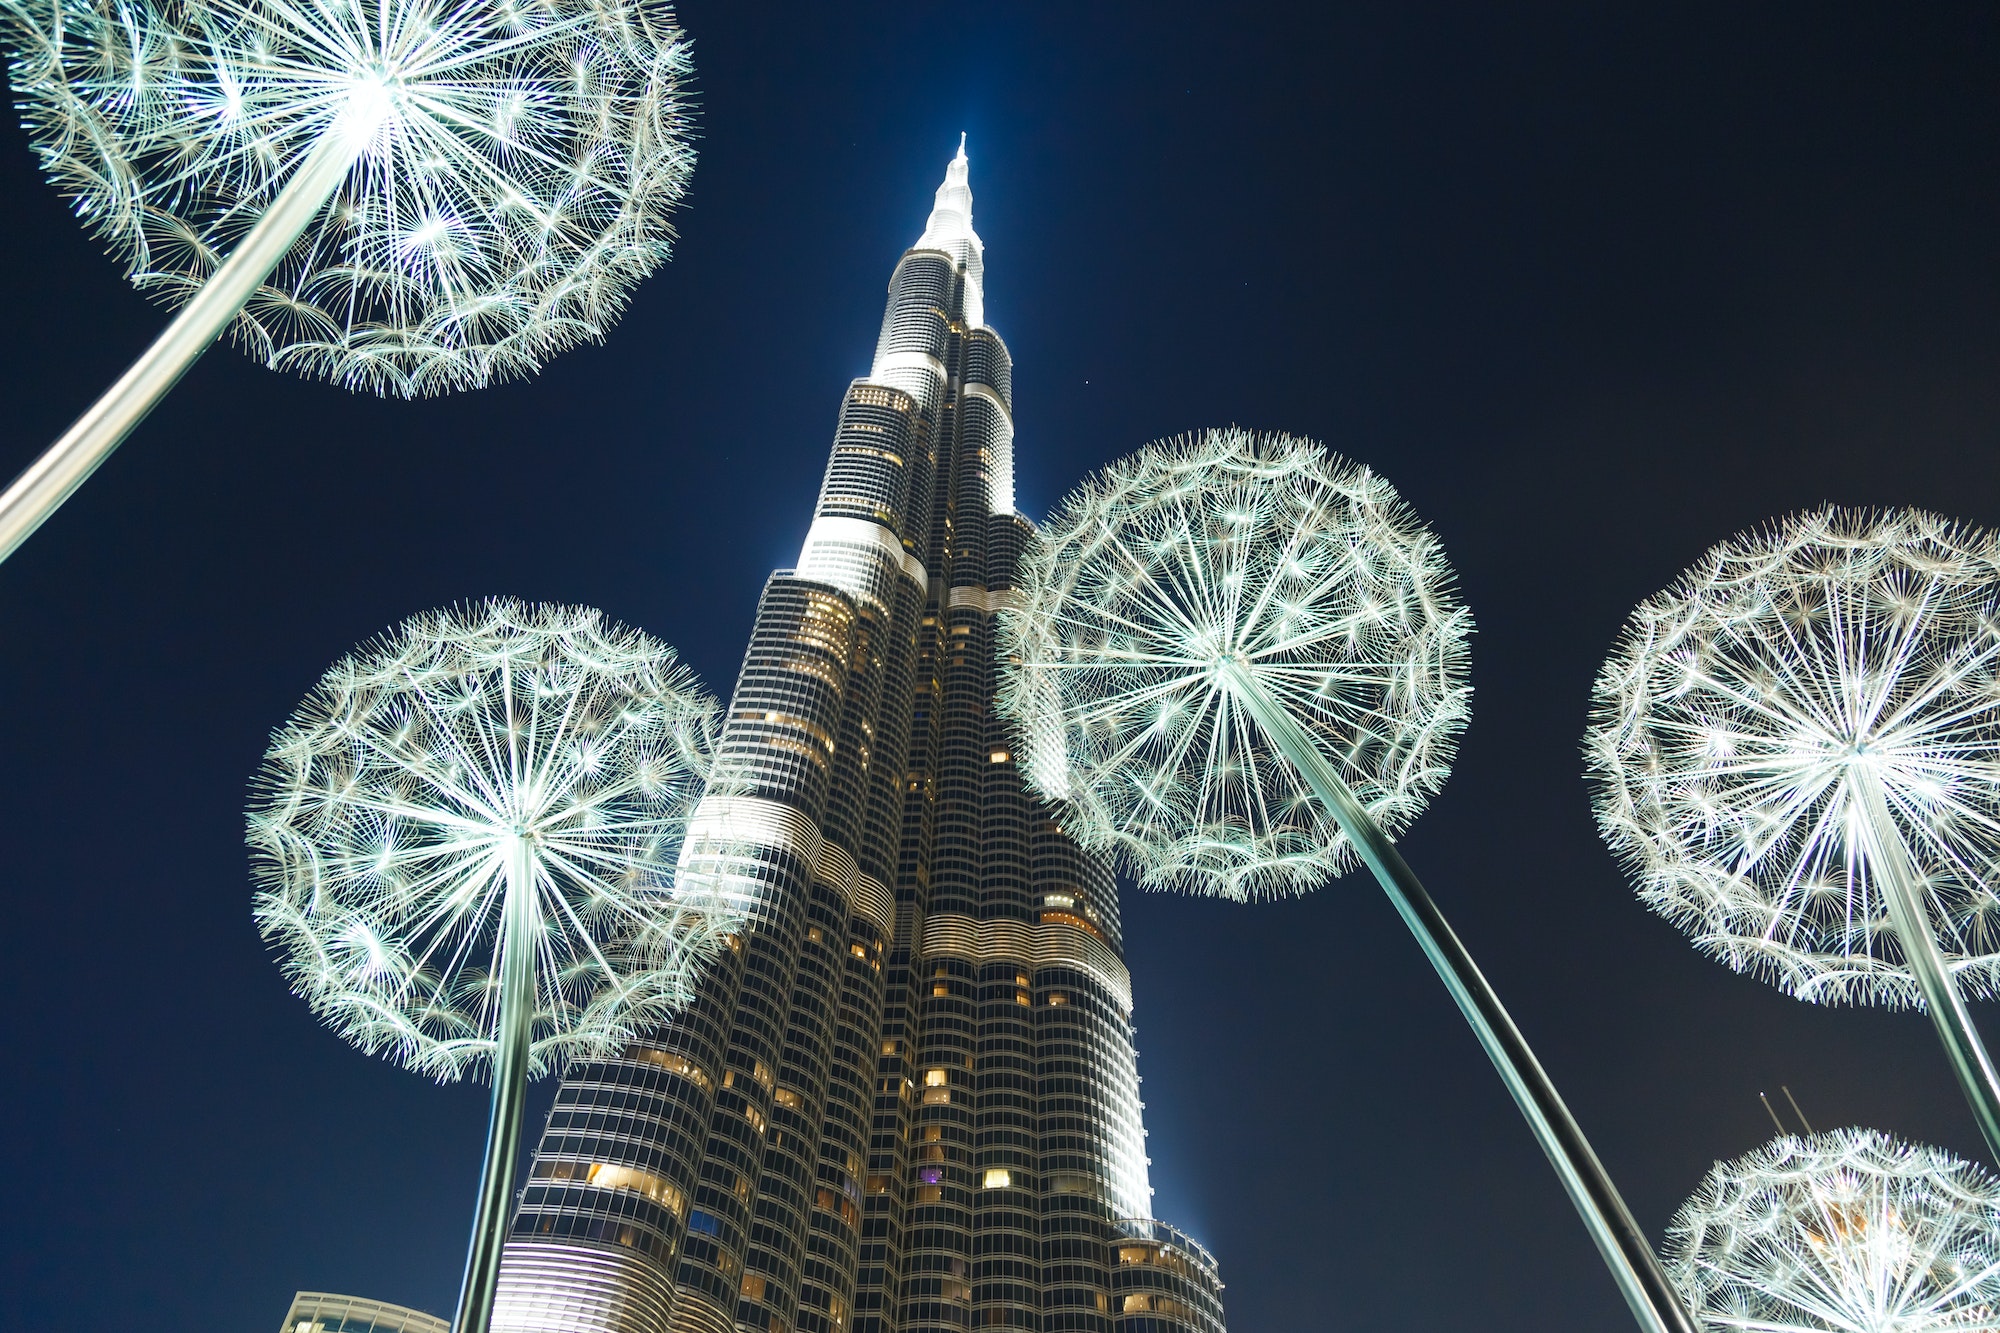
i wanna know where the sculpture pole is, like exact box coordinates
[0,113,373,565]
[1220,660,1696,1333]
[454,832,540,1333]
[1852,767,2000,1160]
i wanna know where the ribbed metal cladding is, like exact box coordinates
[493,144,1226,1333]
[490,1243,680,1333]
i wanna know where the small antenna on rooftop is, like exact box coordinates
[1759,1093,1788,1135]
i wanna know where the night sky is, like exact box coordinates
[4,5,2000,1331]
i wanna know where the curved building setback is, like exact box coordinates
[493,142,1227,1333]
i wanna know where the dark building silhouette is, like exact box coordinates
[492,142,1225,1333]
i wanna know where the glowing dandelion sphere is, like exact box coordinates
[1586,507,2000,1006]
[1667,1128,2000,1332]
[997,427,1473,900]
[4,0,694,396]
[248,599,738,1081]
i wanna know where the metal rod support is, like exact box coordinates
[453,835,538,1333]
[1219,661,1698,1333]
[1853,769,2000,1162]
[0,122,365,566]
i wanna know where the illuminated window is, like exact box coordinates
[932,982,950,997]
[923,1125,942,1142]
[922,1086,951,1105]
[916,1184,942,1203]
[866,1174,890,1194]
[533,1159,688,1215]
[1048,992,1069,1006]
[1015,989,1031,1006]
[925,1068,948,1087]
[633,1048,713,1092]
[880,1040,898,1055]
[851,942,868,959]
[773,1087,803,1110]
[988,749,1010,763]
[743,1104,767,1133]
[807,926,823,942]
[982,1168,1011,1188]
[740,1274,767,1301]
[1043,893,1075,909]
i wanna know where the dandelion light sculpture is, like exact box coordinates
[248,599,740,1333]
[1667,1128,2000,1332]
[0,0,694,563]
[1587,508,2000,1158]
[998,426,1697,1333]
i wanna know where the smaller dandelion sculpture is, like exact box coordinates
[1587,508,2000,1160]
[248,599,742,1333]
[1667,1128,2000,1332]
[997,426,1697,1333]
[0,0,695,564]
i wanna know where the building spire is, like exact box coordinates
[916,136,985,327]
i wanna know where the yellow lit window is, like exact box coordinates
[880,1040,898,1056]
[988,749,1010,763]
[923,1125,942,1142]
[632,1049,712,1092]
[807,926,823,942]
[916,1184,942,1203]
[1015,972,1030,986]
[922,1086,951,1105]
[932,982,950,997]
[1015,990,1031,1006]
[982,1168,1011,1188]
[740,1273,767,1301]
[556,1162,685,1214]
[925,1068,948,1087]
[1048,992,1069,1006]
[851,942,868,959]
[866,1174,890,1194]
[773,1087,803,1110]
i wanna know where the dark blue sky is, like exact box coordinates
[3,4,1999,1331]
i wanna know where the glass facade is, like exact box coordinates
[492,143,1226,1333]
[279,1292,449,1333]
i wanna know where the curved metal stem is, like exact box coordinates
[1852,769,2000,1162]
[453,835,537,1333]
[0,123,364,566]
[1219,662,1697,1333]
